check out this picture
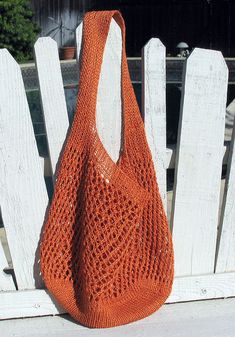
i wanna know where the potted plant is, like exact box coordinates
[60,45,76,60]
[47,17,76,60]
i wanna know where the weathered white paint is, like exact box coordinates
[166,144,228,170]
[77,19,123,164]
[171,48,228,277]
[95,19,122,163]
[75,22,83,76]
[2,298,235,337]
[168,272,235,302]
[34,37,69,176]
[225,98,235,141]
[76,20,122,163]
[0,19,235,325]
[0,242,15,291]
[142,38,167,208]
[0,49,48,289]
[42,144,229,176]
[216,124,235,273]
[0,289,65,319]
[0,272,234,319]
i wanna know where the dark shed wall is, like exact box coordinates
[31,0,85,47]
[31,0,235,56]
[85,0,235,57]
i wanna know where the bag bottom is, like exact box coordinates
[45,277,172,328]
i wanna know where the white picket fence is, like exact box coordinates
[0,19,235,320]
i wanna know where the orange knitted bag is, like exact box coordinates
[40,10,174,328]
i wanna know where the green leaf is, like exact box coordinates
[0,0,39,61]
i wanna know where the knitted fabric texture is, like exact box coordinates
[40,10,174,328]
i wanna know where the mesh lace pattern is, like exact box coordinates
[40,10,174,328]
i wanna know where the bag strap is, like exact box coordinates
[73,10,145,157]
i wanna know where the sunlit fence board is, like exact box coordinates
[0,272,235,319]
[75,22,83,77]
[216,125,235,273]
[34,37,69,176]
[142,38,167,208]
[0,242,15,291]
[171,48,228,277]
[0,49,48,289]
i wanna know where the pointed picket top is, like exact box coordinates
[34,37,69,176]
[142,38,167,209]
[0,49,23,95]
[0,48,48,289]
[187,47,228,69]
[216,123,235,273]
[0,48,20,69]
[171,47,228,277]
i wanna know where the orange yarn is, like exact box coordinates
[40,10,174,328]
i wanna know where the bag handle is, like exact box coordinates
[73,10,145,156]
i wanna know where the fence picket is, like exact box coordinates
[34,37,69,176]
[97,18,122,162]
[171,48,228,277]
[0,242,15,290]
[75,22,83,77]
[75,19,122,163]
[0,49,48,289]
[216,125,235,273]
[141,38,167,208]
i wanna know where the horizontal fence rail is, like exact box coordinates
[20,58,235,91]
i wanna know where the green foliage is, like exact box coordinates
[0,0,40,62]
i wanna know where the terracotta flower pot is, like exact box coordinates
[60,46,76,60]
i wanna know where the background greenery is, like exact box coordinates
[0,0,40,62]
